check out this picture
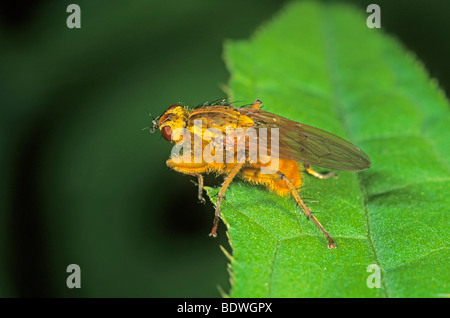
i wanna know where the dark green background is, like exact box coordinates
[1,0,449,297]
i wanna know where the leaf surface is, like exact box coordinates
[215,1,450,297]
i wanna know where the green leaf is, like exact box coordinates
[214,1,450,297]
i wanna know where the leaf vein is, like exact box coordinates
[321,5,389,297]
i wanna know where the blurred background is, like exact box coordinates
[0,0,449,297]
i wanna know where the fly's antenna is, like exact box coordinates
[146,112,160,133]
[150,117,160,133]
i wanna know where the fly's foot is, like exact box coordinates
[198,195,206,204]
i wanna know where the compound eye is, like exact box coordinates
[161,125,172,141]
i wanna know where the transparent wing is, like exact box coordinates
[239,108,371,171]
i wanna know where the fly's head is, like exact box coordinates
[151,105,189,143]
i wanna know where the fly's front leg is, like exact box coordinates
[166,159,207,203]
[195,173,205,203]
[209,163,244,237]
[189,173,205,204]
[304,163,338,179]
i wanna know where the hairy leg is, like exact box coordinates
[209,163,244,237]
[283,174,337,249]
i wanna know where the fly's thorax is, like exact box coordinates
[158,105,189,142]
[186,105,255,138]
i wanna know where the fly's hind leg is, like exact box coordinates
[209,163,244,237]
[304,163,338,179]
[282,174,337,249]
